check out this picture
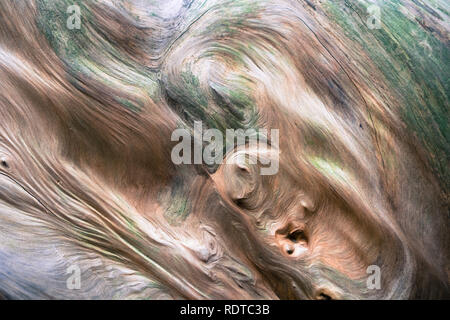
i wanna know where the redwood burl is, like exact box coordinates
[0,0,448,299]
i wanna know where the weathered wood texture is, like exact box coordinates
[0,0,448,299]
